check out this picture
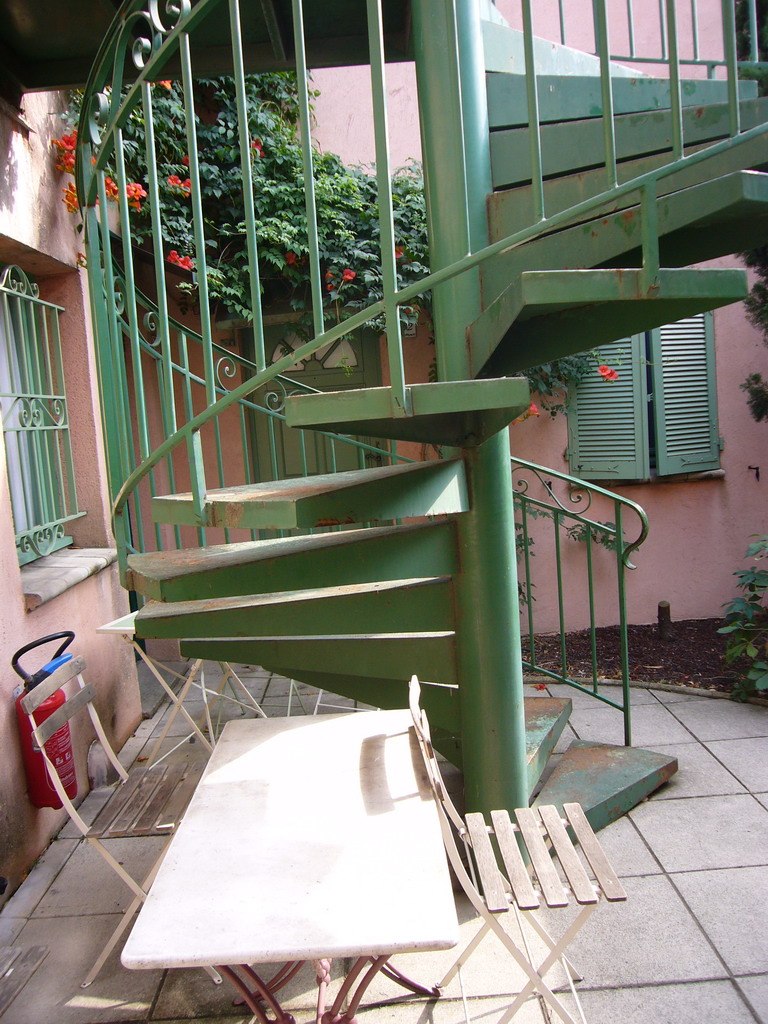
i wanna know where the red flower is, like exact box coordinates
[325,270,334,281]
[167,250,180,264]
[126,182,147,212]
[395,246,404,260]
[177,255,195,270]
[62,182,79,213]
[168,175,192,196]
[326,283,334,292]
[533,683,547,691]
[181,155,189,166]
[157,80,173,90]
[528,402,540,416]
[341,268,356,283]
[104,176,119,201]
[251,138,264,158]
[597,364,619,381]
[285,251,297,265]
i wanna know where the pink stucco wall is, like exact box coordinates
[0,92,138,897]
[310,0,766,632]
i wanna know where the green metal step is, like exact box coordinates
[483,171,768,306]
[487,71,758,131]
[134,576,454,640]
[490,95,768,190]
[469,267,747,379]
[533,740,678,833]
[283,378,530,447]
[180,632,458,685]
[486,128,768,242]
[127,520,459,602]
[524,697,572,797]
[151,458,468,531]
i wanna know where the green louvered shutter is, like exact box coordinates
[650,312,720,476]
[567,334,650,480]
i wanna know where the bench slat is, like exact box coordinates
[538,805,598,905]
[515,807,569,908]
[563,802,627,902]
[465,812,508,913]
[489,809,540,910]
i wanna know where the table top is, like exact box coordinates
[121,709,459,969]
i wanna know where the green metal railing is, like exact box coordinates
[512,458,649,746]
[108,279,409,560]
[0,266,84,565]
[551,0,762,72]
[75,0,766,604]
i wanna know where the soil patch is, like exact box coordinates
[524,617,739,693]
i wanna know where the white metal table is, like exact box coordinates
[121,709,459,1023]
[97,613,265,764]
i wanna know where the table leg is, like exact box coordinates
[217,963,299,1024]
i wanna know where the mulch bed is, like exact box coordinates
[523,617,740,694]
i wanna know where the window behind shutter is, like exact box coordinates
[567,334,649,480]
[650,312,720,476]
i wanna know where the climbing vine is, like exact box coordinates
[56,73,595,405]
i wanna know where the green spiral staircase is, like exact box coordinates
[79,0,768,825]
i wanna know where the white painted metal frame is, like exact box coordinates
[19,656,222,989]
[97,613,265,763]
[408,676,627,1024]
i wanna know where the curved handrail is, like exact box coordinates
[510,457,649,569]
[115,274,412,462]
[112,296,385,520]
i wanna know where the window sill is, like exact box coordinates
[21,548,117,612]
[594,469,725,487]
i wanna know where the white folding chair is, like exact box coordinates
[20,655,221,989]
[408,676,627,1024]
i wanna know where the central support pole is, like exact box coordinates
[412,0,529,813]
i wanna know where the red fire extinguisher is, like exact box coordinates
[13,632,78,809]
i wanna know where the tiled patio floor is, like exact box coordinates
[1,665,766,1023]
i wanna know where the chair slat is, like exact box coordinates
[32,685,95,748]
[107,768,168,837]
[563,802,627,902]
[489,809,540,910]
[538,805,598,905]
[88,768,147,838]
[515,807,569,908]
[20,656,86,713]
[154,760,204,833]
[131,764,186,834]
[465,812,509,913]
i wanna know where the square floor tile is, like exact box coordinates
[704,737,768,792]
[630,794,768,871]
[577,979,757,1024]
[644,741,748,800]
[736,974,768,1022]
[532,875,724,988]
[32,837,167,918]
[3,914,161,1023]
[357,993,547,1024]
[568,703,692,746]
[590,814,662,877]
[666,699,768,741]
[672,866,768,975]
